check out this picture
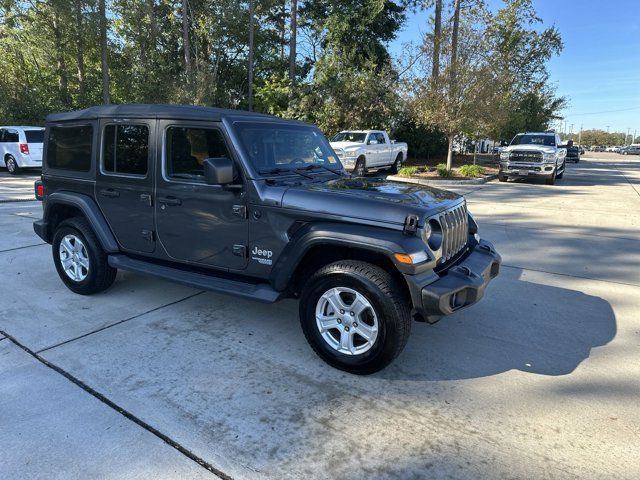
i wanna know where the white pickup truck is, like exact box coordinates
[330,130,408,176]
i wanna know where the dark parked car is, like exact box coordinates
[565,142,580,163]
[621,145,640,155]
[33,105,501,374]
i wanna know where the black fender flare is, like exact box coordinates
[38,191,119,252]
[270,222,429,291]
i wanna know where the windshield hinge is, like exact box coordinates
[403,214,419,235]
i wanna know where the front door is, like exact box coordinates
[155,121,248,271]
[95,119,156,253]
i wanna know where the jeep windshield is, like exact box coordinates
[234,122,343,176]
[331,132,367,143]
[510,134,556,147]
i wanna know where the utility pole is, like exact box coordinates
[634,129,637,144]
[627,128,631,145]
[569,124,574,135]
[564,121,567,134]
[578,124,583,146]
[606,125,610,133]
[248,0,255,111]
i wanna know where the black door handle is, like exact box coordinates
[158,196,182,206]
[99,188,120,198]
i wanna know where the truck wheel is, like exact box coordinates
[299,260,411,374]
[354,157,366,177]
[498,173,508,182]
[545,173,556,185]
[5,155,20,175]
[389,154,403,174]
[52,217,117,295]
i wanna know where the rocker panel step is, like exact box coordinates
[108,254,282,303]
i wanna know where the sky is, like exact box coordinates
[389,0,640,137]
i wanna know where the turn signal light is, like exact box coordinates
[394,253,414,264]
[19,143,29,154]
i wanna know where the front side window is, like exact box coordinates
[166,127,230,181]
[234,122,341,174]
[103,124,149,176]
[47,125,93,171]
[376,132,386,144]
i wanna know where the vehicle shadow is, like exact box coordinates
[378,266,616,381]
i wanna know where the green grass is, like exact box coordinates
[398,166,419,177]
[436,163,452,178]
[458,164,485,177]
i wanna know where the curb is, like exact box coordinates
[387,174,497,186]
[0,197,38,203]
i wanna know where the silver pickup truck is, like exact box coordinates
[330,130,408,176]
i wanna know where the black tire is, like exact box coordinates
[389,154,403,174]
[299,260,411,374]
[354,157,366,177]
[557,168,564,179]
[545,173,556,185]
[52,217,117,295]
[5,155,20,175]
[498,173,508,182]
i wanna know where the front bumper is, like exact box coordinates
[406,239,501,323]
[500,162,555,177]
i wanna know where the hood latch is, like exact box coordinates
[403,214,419,235]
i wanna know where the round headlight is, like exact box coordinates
[422,222,432,242]
[500,151,510,160]
[427,219,443,251]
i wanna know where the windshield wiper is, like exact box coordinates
[296,164,345,176]
[259,166,313,179]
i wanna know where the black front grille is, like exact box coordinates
[509,150,543,162]
[439,202,469,262]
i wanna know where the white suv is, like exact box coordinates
[0,126,45,174]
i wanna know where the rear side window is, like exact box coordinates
[4,130,19,142]
[47,125,93,171]
[25,130,44,144]
[103,124,149,176]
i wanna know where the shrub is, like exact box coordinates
[458,164,485,177]
[436,163,452,178]
[398,166,419,177]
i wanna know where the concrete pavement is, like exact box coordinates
[1,153,639,479]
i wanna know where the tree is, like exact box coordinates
[289,0,297,83]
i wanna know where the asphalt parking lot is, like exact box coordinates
[1,153,639,479]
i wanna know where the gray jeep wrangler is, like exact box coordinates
[34,105,501,374]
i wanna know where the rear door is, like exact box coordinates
[95,119,156,253]
[376,132,391,165]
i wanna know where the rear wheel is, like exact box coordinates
[299,260,411,374]
[5,155,19,175]
[389,154,403,174]
[354,157,366,177]
[52,217,117,295]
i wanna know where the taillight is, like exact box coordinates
[35,181,44,200]
[20,143,29,154]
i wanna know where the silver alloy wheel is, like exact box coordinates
[6,156,16,173]
[59,234,90,282]
[315,287,379,355]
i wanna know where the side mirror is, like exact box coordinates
[203,157,235,185]
[368,139,378,145]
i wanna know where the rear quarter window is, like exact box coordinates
[25,130,45,144]
[47,125,93,171]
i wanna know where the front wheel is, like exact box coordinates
[52,217,117,295]
[498,173,508,182]
[354,157,366,177]
[5,155,20,175]
[299,260,411,374]
[545,172,556,185]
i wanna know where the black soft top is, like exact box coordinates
[46,104,304,125]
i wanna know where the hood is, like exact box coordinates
[330,141,364,150]
[504,144,556,154]
[281,177,462,226]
